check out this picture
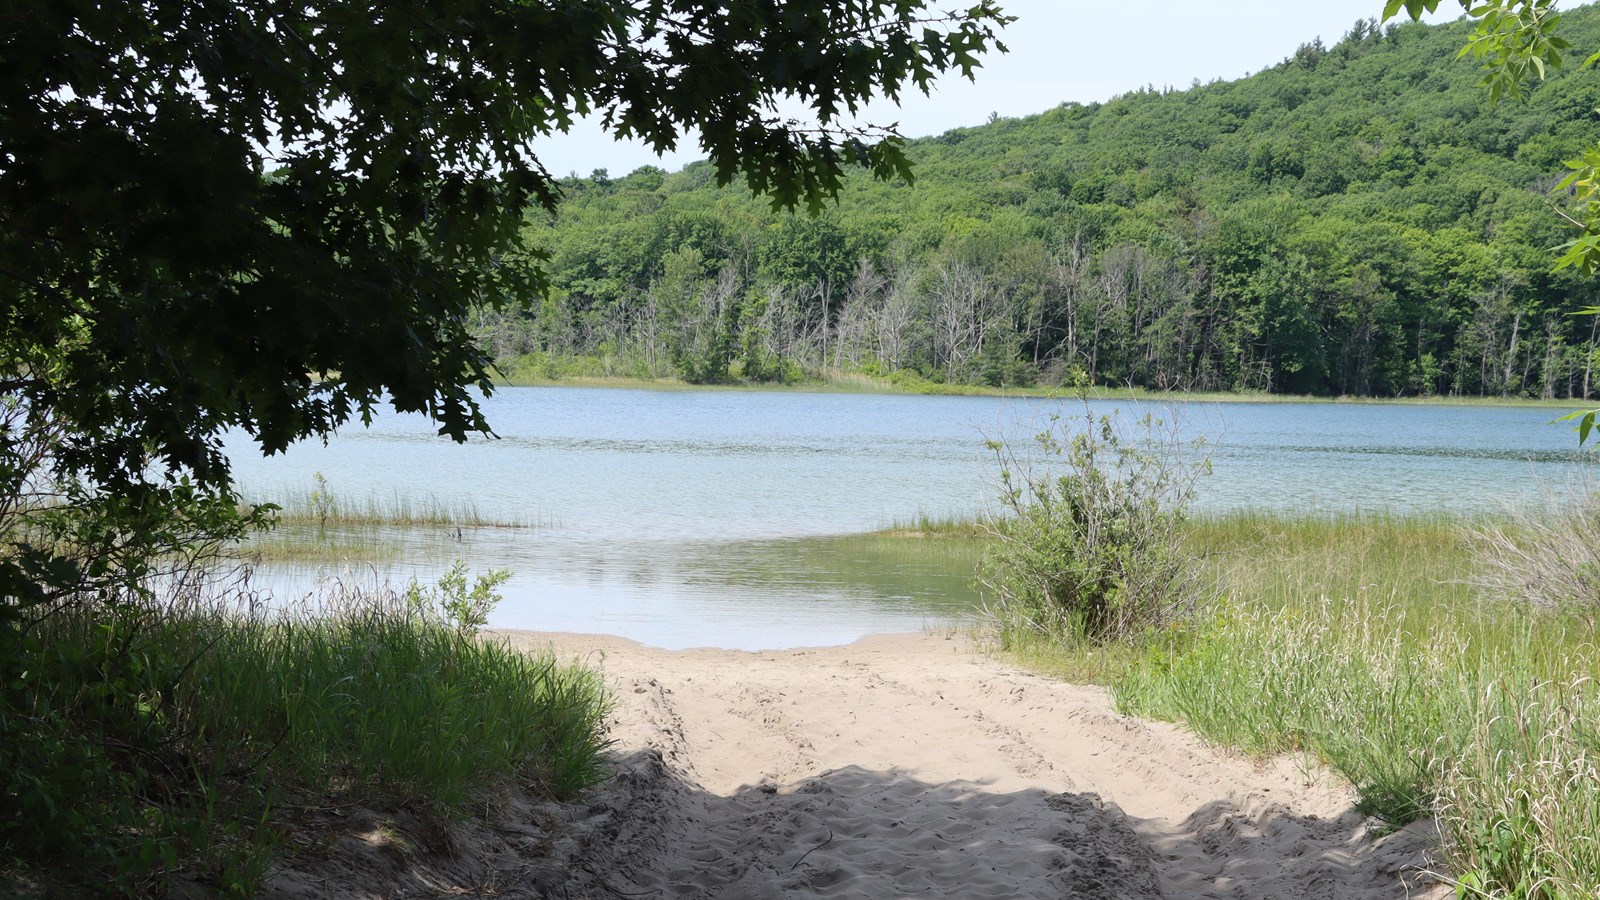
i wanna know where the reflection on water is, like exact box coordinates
[228,388,1595,649]
[249,527,984,651]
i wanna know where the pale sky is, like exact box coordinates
[532,0,1464,178]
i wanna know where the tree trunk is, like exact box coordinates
[1502,310,1521,396]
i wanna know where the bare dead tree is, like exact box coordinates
[929,262,994,382]
[875,264,920,372]
[1049,233,1090,369]
[833,259,886,370]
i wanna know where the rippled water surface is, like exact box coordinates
[227,388,1594,649]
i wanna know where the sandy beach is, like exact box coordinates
[266,631,1448,899]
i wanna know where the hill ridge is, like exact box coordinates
[499,5,1600,399]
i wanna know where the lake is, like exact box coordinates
[227,387,1594,649]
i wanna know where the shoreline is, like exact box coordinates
[489,371,1586,410]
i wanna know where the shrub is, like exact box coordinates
[980,403,1209,645]
[404,559,512,634]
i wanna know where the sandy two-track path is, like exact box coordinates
[491,631,1446,900]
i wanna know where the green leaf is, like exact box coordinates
[1556,409,1599,446]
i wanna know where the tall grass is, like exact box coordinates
[262,488,538,529]
[2,582,611,895]
[1469,487,1600,621]
[1182,510,1470,613]
[1090,509,1600,898]
[874,513,993,540]
[1439,674,1600,899]
[191,588,612,805]
[239,478,553,564]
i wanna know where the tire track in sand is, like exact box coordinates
[507,631,1446,900]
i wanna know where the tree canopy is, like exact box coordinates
[2,5,1013,883]
[0,0,1012,613]
[1388,0,1600,268]
[0,0,1011,498]
[1385,1,1600,440]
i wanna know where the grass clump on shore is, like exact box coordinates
[196,575,609,808]
[237,528,400,564]
[259,473,537,530]
[236,474,552,565]
[1,573,610,896]
[875,513,993,541]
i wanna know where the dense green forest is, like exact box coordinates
[483,7,1600,398]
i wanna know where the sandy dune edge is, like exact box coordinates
[266,631,1447,899]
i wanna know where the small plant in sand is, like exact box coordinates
[980,399,1209,645]
[404,560,512,634]
[308,471,337,533]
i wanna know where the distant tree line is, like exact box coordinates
[480,9,1600,398]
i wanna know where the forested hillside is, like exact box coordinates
[486,7,1600,397]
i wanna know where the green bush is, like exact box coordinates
[980,403,1209,644]
[404,559,512,634]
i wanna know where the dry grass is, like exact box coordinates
[1469,486,1600,623]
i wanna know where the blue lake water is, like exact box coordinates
[227,387,1595,649]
